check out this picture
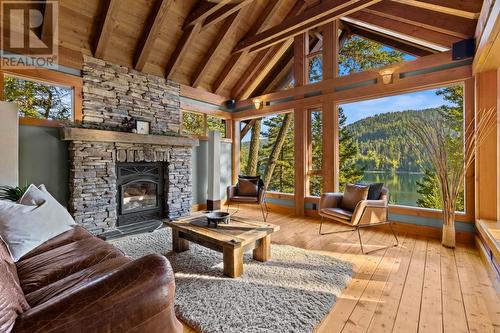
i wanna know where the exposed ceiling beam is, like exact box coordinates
[41,0,53,46]
[346,23,435,56]
[134,0,174,71]
[344,11,460,50]
[390,0,482,19]
[211,0,292,95]
[202,0,253,30]
[183,0,233,29]
[192,11,242,87]
[233,0,382,54]
[94,0,120,59]
[364,1,477,39]
[165,23,201,79]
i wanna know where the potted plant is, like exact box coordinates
[406,107,497,248]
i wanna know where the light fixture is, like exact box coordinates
[380,70,394,85]
[253,98,264,110]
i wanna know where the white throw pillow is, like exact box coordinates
[0,185,75,262]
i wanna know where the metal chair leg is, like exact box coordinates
[358,222,399,255]
[319,216,356,235]
[260,203,267,222]
[389,222,399,246]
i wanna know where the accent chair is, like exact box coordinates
[318,183,398,254]
[227,175,268,221]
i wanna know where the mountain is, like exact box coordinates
[346,108,437,172]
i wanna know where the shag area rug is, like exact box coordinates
[112,228,352,333]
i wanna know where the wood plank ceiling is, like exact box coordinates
[15,0,484,99]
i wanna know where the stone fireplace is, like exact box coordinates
[61,56,198,237]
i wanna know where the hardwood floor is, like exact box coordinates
[182,206,500,333]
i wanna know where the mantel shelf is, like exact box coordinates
[60,127,199,147]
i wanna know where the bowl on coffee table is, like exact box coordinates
[206,211,230,227]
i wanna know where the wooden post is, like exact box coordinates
[322,20,340,192]
[475,69,500,220]
[231,119,240,185]
[464,78,475,220]
[293,32,308,216]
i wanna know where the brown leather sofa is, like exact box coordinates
[1,225,182,333]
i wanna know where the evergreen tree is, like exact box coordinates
[338,107,365,189]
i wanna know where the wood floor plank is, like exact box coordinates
[341,234,407,333]
[366,236,416,333]
[392,236,428,333]
[455,246,500,332]
[316,231,394,333]
[419,239,443,333]
[441,247,469,333]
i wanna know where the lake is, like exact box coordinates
[361,171,424,207]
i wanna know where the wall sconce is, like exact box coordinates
[253,99,264,110]
[380,71,394,85]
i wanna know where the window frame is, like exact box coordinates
[0,68,83,127]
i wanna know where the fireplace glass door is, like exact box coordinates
[121,181,158,214]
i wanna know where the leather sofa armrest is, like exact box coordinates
[13,255,182,333]
[227,185,237,200]
[320,193,343,210]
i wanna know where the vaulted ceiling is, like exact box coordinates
[2,0,484,100]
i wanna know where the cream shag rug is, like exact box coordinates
[112,228,352,333]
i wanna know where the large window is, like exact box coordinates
[308,109,323,196]
[182,111,227,138]
[338,85,465,211]
[3,74,74,121]
[240,113,294,193]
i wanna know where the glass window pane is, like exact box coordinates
[338,85,465,212]
[4,75,73,120]
[311,110,322,170]
[309,175,323,197]
[308,54,323,83]
[207,115,226,137]
[240,113,294,194]
[182,111,204,136]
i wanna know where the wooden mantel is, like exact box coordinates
[60,127,199,147]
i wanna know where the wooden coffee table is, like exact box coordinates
[164,214,280,278]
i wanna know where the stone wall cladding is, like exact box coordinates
[68,141,193,234]
[82,55,181,134]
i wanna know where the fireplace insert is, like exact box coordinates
[116,162,164,227]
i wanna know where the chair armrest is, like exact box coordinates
[351,200,388,226]
[227,185,238,199]
[320,193,343,210]
[258,187,266,204]
[13,255,182,333]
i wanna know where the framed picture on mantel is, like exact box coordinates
[136,121,150,135]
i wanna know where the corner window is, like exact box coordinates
[181,111,227,138]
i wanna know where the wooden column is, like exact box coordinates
[322,21,339,192]
[475,69,500,220]
[231,119,240,185]
[293,32,308,216]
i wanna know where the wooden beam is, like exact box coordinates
[364,2,476,39]
[232,40,294,99]
[180,84,227,105]
[41,0,54,47]
[183,0,232,29]
[134,0,173,71]
[192,11,242,88]
[212,0,291,95]
[165,23,201,79]
[473,0,500,73]
[234,0,382,54]
[346,23,436,57]
[240,119,256,139]
[390,0,482,19]
[94,0,120,59]
[202,0,253,30]
[322,21,339,80]
[344,11,461,50]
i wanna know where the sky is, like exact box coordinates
[341,88,453,125]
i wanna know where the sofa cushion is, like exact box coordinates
[237,178,259,196]
[20,226,92,261]
[321,208,353,221]
[17,237,124,294]
[0,241,29,333]
[25,256,131,307]
[0,185,75,262]
[340,184,369,211]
